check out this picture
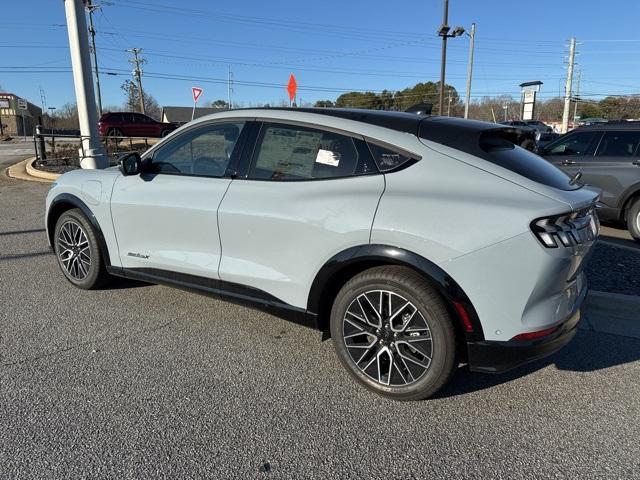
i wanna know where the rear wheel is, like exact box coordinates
[160,129,171,137]
[107,128,123,138]
[54,209,111,289]
[627,197,640,242]
[330,266,457,401]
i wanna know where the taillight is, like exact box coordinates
[511,326,558,341]
[531,206,599,248]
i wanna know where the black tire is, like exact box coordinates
[330,266,457,401]
[107,128,123,138]
[53,209,111,289]
[626,197,640,242]
[160,129,170,137]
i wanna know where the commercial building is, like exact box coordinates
[0,93,43,136]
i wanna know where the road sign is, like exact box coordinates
[287,74,297,102]
[192,87,203,103]
[17,99,27,110]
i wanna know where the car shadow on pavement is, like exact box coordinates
[434,330,640,399]
[0,250,52,261]
[100,277,151,290]
[0,228,46,236]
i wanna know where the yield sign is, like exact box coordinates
[286,73,297,101]
[192,86,204,103]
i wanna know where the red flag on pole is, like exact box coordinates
[287,73,297,102]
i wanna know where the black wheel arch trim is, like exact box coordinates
[47,193,112,266]
[307,244,485,342]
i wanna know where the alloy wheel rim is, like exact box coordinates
[57,220,91,280]
[342,290,433,387]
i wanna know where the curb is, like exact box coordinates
[582,290,640,339]
[26,158,61,181]
[6,157,58,183]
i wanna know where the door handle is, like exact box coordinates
[562,159,576,166]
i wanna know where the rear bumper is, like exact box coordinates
[466,285,586,374]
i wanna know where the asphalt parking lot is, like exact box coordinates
[1,170,640,479]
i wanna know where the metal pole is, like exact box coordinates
[561,37,576,134]
[464,22,476,119]
[64,0,107,168]
[87,0,102,116]
[22,113,26,140]
[0,109,4,136]
[438,0,449,115]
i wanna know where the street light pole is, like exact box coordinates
[437,0,465,116]
[63,0,107,169]
[438,0,449,116]
[464,22,476,119]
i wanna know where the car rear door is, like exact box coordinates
[216,121,384,309]
[110,120,249,279]
[574,130,640,209]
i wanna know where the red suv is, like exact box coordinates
[98,112,178,138]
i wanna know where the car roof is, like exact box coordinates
[577,121,640,131]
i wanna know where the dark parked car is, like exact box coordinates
[525,120,553,133]
[536,131,561,149]
[499,121,537,150]
[98,112,178,138]
[539,122,640,241]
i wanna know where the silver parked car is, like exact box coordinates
[45,108,599,400]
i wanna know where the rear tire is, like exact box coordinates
[627,198,640,242]
[330,266,457,401]
[53,209,112,289]
[107,128,123,138]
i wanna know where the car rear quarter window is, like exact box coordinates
[595,131,640,157]
[367,143,414,172]
[249,123,376,180]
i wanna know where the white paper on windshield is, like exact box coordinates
[315,148,340,166]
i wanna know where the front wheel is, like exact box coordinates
[54,209,111,289]
[627,198,640,242]
[330,266,457,401]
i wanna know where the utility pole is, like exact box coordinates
[561,37,576,134]
[86,0,102,116]
[464,22,476,119]
[573,68,582,124]
[128,48,146,114]
[227,65,233,109]
[39,86,47,113]
[63,0,107,169]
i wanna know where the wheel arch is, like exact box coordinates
[621,184,640,220]
[307,244,485,343]
[47,193,112,266]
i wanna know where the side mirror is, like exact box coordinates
[118,152,142,176]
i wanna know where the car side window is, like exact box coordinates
[367,143,415,172]
[595,131,640,157]
[150,122,245,177]
[249,123,375,180]
[547,131,598,156]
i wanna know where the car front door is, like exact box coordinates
[574,130,640,210]
[543,130,602,177]
[110,121,248,279]
[217,121,385,309]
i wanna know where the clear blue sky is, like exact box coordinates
[2,0,639,111]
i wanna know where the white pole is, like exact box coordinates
[561,37,576,134]
[191,101,196,121]
[464,23,476,119]
[64,0,107,169]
